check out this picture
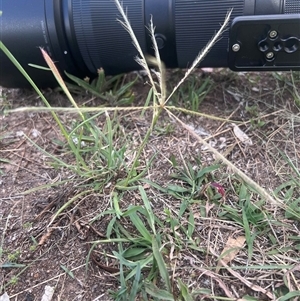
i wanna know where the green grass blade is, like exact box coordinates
[197,164,220,179]
[278,291,300,301]
[114,76,137,97]
[64,71,105,98]
[125,254,153,281]
[106,216,117,238]
[139,186,156,234]
[178,279,193,301]
[242,207,254,261]
[24,135,74,170]
[152,236,172,293]
[94,68,106,91]
[141,179,168,193]
[113,192,123,219]
[128,212,152,242]
[241,296,260,301]
[60,265,75,279]
[167,185,190,193]
[144,282,174,301]
[113,251,138,268]
[129,262,141,301]
[140,88,153,118]
[0,41,69,140]
[187,212,195,238]
[28,63,51,71]
[1,262,26,268]
[123,247,147,259]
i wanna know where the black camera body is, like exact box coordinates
[0,0,300,88]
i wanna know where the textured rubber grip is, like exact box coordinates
[72,0,146,74]
[175,0,244,68]
[285,0,300,14]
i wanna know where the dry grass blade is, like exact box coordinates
[5,105,154,114]
[113,0,159,100]
[40,48,84,120]
[198,268,234,298]
[219,259,274,300]
[147,17,166,104]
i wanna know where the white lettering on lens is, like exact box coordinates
[40,20,52,56]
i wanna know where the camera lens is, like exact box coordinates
[0,0,297,87]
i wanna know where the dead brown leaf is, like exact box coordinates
[216,235,245,273]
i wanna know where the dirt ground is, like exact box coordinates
[1,69,300,300]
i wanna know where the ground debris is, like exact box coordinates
[41,286,54,301]
[0,292,10,301]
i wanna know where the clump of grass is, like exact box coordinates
[174,75,212,111]
[65,68,137,106]
[1,9,231,297]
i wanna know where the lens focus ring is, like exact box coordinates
[72,0,146,74]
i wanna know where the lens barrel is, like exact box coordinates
[0,0,299,87]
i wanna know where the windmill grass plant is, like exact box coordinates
[1,1,300,300]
